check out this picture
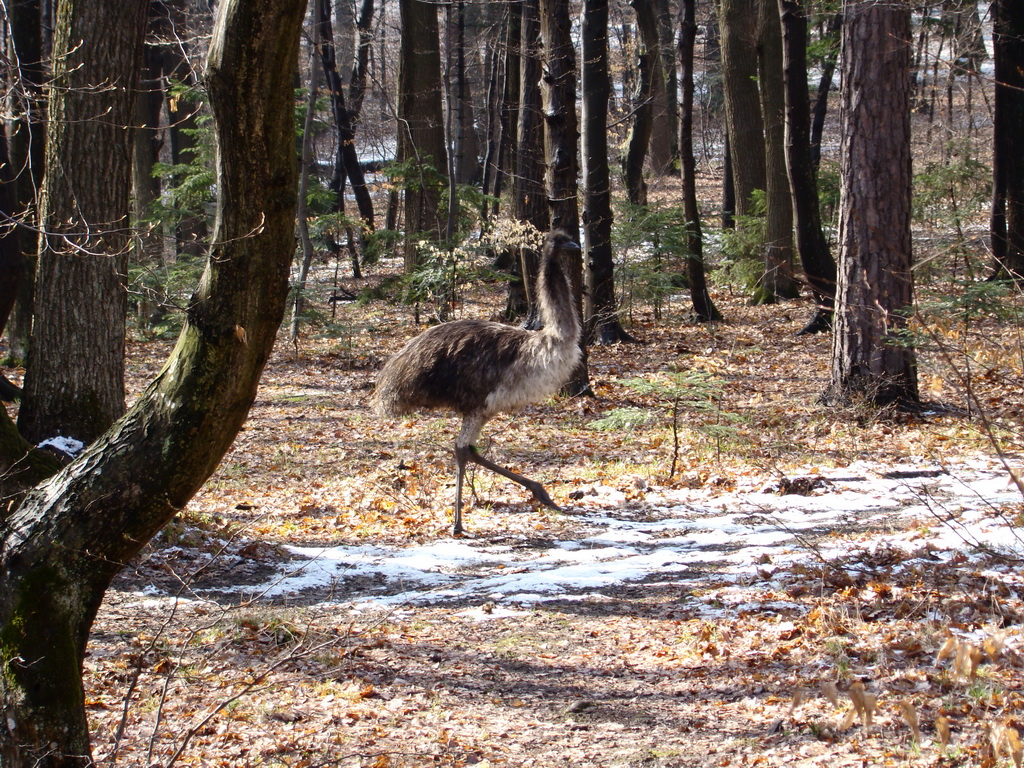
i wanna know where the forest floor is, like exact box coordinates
[18,268,1024,767]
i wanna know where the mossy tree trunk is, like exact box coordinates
[0,0,305,762]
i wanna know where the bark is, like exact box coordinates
[18,0,150,445]
[780,0,837,334]
[991,0,1024,279]
[582,0,634,344]
[679,0,722,323]
[539,0,590,396]
[0,0,305,761]
[825,0,918,408]
[755,0,799,303]
[397,0,448,271]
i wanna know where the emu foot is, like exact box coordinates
[525,481,560,511]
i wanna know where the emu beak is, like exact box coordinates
[562,240,581,252]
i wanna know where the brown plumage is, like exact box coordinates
[372,230,582,534]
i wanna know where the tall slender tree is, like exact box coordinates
[511,0,549,323]
[826,0,918,407]
[540,0,589,395]
[623,0,661,206]
[582,0,633,343]
[719,0,767,220]
[3,0,47,362]
[679,0,722,322]
[315,0,375,232]
[780,0,837,334]
[755,0,799,303]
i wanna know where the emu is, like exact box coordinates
[372,230,582,535]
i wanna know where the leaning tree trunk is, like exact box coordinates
[825,0,918,408]
[679,0,722,322]
[17,0,150,445]
[540,0,590,396]
[991,0,1024,279]
[582,0,634,343]
[0,0,305,763]
[780,0,837,334]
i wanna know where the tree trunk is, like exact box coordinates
[719,0,767,219]
[5,0,47,363]
[825,0,918,408]
[0,0,305,761]
[540,0,589,396]
[653,0,680,174]
[991,0,1024,279]
[397,0,448,271]
[18,0,150,445]
[292,52,321,344]
[582,0,633,343]
[755,0,799,303]
[679,0,722,322]
[780,0,837,333]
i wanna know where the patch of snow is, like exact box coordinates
[230,459,1023,616]
[37,435,85,456]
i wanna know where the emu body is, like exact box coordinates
[372,231,582,534]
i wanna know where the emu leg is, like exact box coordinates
[453,445,469,535]
[459,444,561,511]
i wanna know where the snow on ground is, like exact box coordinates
[228,458,1023,617]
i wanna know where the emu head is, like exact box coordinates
[544,229,581,265]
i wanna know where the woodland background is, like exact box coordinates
[0,0,1023,766]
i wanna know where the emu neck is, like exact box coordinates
[536,250,579,344]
